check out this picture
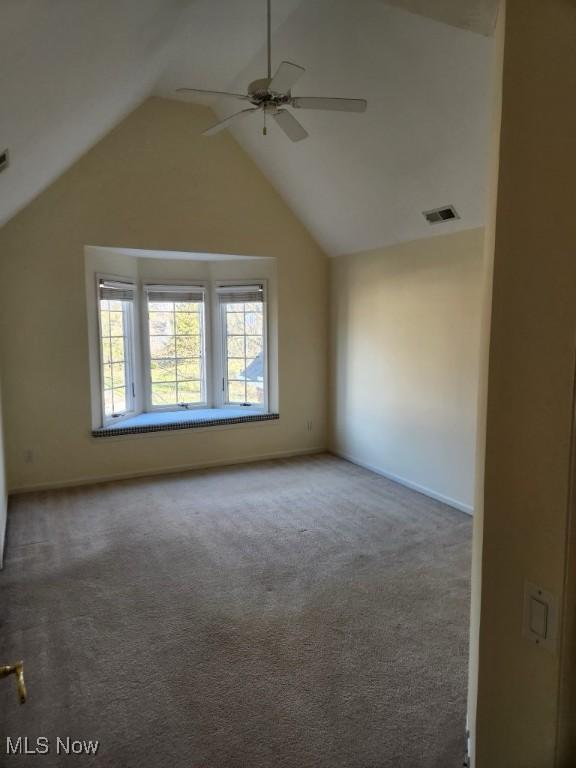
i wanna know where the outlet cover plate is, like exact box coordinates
[522,582,558,652]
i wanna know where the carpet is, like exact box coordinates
[0,454,471,767]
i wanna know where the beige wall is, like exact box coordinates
[476,2,576,766]
[330,228,484,513]
[0,97,329,491]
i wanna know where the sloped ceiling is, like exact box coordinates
[0,0,194,227]
[159,0,495,255]
[1,0,497,256]
[384,0,500,36]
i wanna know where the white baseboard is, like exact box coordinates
[9,446,327,495]
[332,449,474,516]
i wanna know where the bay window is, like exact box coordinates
[95,276,269,429]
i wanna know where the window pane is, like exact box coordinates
[112,387,126,413]
[246,382,264,404]
[227,359,246,381]
[175,301,201,312]
[177,358,201,380]
[228,381,246,403]
[100,311,110,337]
[101,339,112,364]
[148,311,174,336]
[150,336,176,359]
[244,356,263,381]
[245,312,263,335]
[176,335,201,357]
[226,312,245,334]
[148,301,172,312]
[151,359,177,382]
[147,296,206,407]
[227,336,244,357]
[109,311,123,336]
[246,336,262,357]
[151,382,178,406]
[110,336,125,363]
[111,362,125,389]
[175,312,200,335]
[103,363,113,390]
[178,381,202,403]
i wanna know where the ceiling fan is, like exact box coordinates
[176,0,367,142]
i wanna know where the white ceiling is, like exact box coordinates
[383,0,500,36]
[159,0,495,255]
[1,0,496,256]
[0,0,194,227]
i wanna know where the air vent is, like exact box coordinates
[423,205,460,224]
[0,149,9,173]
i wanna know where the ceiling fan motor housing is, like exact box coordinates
[248,78,291,108]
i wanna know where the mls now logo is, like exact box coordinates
[6,737,99,755]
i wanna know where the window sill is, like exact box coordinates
[92,408,278,437]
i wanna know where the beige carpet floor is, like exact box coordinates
[0,454,471,767]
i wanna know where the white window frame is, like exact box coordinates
[95,273,138,427]
[91,276,271,428]
[214,280,269,412]
[141,281,210,412]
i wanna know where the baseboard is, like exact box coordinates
[332,450,474,516]
[9,446,327,495]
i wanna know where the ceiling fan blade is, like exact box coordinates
[203,108,260,137]
[272,109,309,142]
[176,87,250,101]
[269,61,305,94]
[291,97,367,113]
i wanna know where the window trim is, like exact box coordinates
[92,276,270,429]
[214,280,269,411]
[141,280,210,412]
[95,273,138,427]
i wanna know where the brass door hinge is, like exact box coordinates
[0,661,27,704]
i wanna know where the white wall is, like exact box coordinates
[330,228,484,513]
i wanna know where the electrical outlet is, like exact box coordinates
[24,448,34,464]
[306,420,313,432]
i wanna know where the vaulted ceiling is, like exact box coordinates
[0,0,498,255]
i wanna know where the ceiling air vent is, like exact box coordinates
[423,205,460,225]
[0,149,9,174]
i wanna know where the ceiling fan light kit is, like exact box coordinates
[176,0,367,142]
